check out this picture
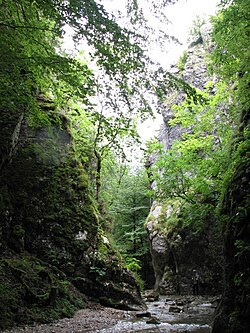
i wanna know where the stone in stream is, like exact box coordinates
[144,289,160,302]
[169,305,182,313]
[146,316,161,325]
[136,311,152,318]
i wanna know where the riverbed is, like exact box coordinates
[93,295,218,333]
[2,295,219,333]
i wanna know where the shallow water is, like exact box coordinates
[93,295,216,333]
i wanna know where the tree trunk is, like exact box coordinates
[94,149,102,203]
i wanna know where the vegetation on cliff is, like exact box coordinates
[0,0,249,331]
[211,0,250,331]
[145,0,249,330]
[0,0,183,329]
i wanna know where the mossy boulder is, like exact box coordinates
[0,256,85,329]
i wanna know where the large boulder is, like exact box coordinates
[146,200,223,295]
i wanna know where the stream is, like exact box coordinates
[93,295,218,333]
[2,295,219,333]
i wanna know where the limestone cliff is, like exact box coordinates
[0,101,144,329]
[146,26,223,296]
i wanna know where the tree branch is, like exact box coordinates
[0,22,56,32]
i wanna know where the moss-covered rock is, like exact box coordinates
[0,256,85,329]
[146,199,223,295]
[212,113,250,333]
[0,105,144,329]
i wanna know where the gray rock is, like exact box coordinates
[169,306,182,313]
[146,316,161,324]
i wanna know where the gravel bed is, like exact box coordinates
[1,306,133,333]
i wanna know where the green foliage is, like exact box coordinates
[149,82,234,209]
[211,0,250,222]
[99,157,150,284]
[0,0,196,324]
[104,165,150,255]
[177,50,188,70]
[0,1,94,114]
[125,257,144,291]
[89,266,107,280]
[211,0,250,114]
[125,257,141,271]
[206,4,250,330]
[0,0,200,208]
[146,72,238,236]
[67,105,96,166]
[234,240,250,258]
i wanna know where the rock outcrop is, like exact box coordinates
[212,91,250,333]
[147,200,223,295]
[0,102,144,329]
[146,27,223,296]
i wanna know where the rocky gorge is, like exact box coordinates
[1,1,249,332]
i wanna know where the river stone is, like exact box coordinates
[146,316,161,324]
[136,311,151,318]
[169,306,182,313]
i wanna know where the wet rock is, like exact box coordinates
[176,297,193,306]
[157,304,168,309]
[169,305,182,313]
[210,296,220,308]
[144,289,159,302]
[136,311,151,318]
[146,316,161,325]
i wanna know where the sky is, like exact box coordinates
[162,0,219,63]
[167,0,219,40]
[64,0,219,66]
[100,0,219,66]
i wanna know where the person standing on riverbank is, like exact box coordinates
[192,269,200,295]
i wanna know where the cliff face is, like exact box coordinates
[212,100,250,333]
[0,102,143,329]
[146,199,223,295]
[146,29,223,296]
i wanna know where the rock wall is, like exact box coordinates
[0,103,144,329]
[212,103,250,333]
[147,200,223,295]
[146,29,223,296]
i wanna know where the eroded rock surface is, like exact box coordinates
[146,29,223,296]
[0,104,144,330]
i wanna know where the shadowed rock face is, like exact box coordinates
[146,32,223,296]
[146,200,223,295]
[212,109,250,333]
[0,105,144,329]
